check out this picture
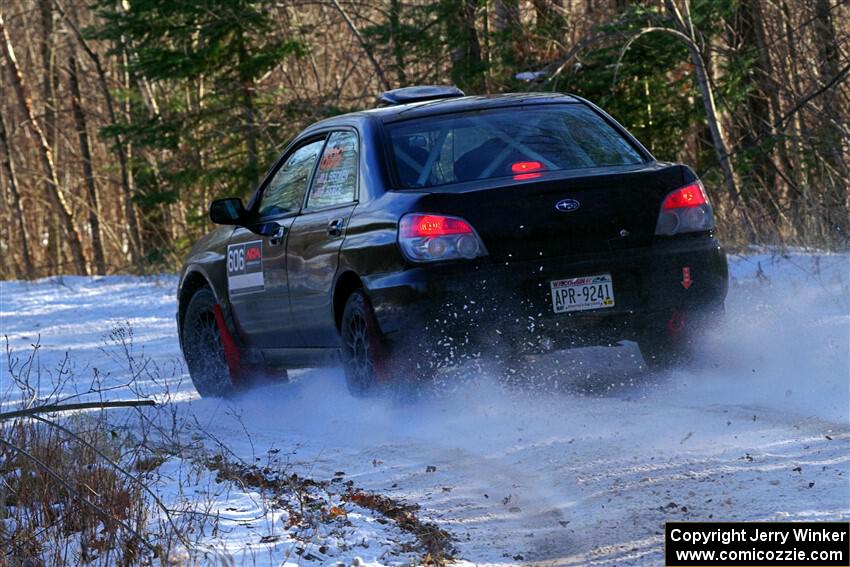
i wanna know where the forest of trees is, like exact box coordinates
[0,0,847,277]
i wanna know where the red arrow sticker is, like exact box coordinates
[681,266,693,289]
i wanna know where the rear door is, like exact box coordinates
[227,137,326,348]
[286,130,359,347]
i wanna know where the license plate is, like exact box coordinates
[550,274,615,314]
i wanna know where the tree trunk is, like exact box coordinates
[0,180,18,279]
[747,0,796,203]
[237,33,260,190]
[66,30,106,275]
[38,0,63,273]
[330,0,391,91]
[663,0,750,238]
[690,48,739,204]
[494,0,520,76]
[736,0,776,193]
[447,0,485,93]
[37,0,56,151]
[777,0,810,239]
[55,1,144,272]
[812,0,849,243]
[0,11,88,275]
[0,109,34,279]
[389,0,407,86]
[813,0,840,124]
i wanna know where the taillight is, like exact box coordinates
[511,161,544,180]
[655,181,715,236]
[398,213,488,262]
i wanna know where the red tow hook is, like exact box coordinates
[213,304,242,383]
[666,308,687,335]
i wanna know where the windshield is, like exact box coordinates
[386,104,645,189]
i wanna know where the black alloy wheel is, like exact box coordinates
[340,290,387,396]
[638,307,698,371]
[182,288,236,397]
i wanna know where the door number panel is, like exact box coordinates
[227,241,264,296]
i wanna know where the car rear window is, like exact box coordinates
[386,104,644,188]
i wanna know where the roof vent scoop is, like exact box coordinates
[378,85,465,106]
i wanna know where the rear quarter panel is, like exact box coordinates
[337,117,421,280]
[338,191,423,278]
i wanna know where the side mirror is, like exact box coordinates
[209,198,247,225]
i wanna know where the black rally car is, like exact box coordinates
[177,87,728,397]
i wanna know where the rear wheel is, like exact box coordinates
[182,288,235,397]
[340,291,388,396]
[637,333,691,370]
[638,306,722,370]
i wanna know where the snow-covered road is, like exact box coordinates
[1,252,848,565]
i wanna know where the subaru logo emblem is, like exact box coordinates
[555,199,580,213]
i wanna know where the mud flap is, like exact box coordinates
[666,307,687,336]
[213,303,242,382]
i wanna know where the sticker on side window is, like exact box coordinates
[227,241,264,296]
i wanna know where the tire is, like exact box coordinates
[182,288,236,397]
[637,306,722,371]
[340,290,388,397]
[637,333,692,370]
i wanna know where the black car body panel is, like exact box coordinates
[177,92,728,371]
[410,163,688,261]
[365,234,727,345]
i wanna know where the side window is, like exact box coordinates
[258,139,325,217]
[306,131,358,209]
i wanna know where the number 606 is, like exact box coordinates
[227,248,245,273]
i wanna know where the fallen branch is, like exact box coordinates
[0,399,155,421]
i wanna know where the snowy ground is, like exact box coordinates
[1,252,848,565]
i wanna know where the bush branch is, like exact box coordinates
[0,399,155,421]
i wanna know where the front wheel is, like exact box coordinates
[182,288,236,398]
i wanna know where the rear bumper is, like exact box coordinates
[364,234,728,352]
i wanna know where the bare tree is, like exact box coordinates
[614,0,753,237]
[65,25,106,275]
[1,10,88,275]
[449,0,486,93]
[54,0,144,272]
[330,0,391,91]
[0,0,846,278]
[0,108,33,278]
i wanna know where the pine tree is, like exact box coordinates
[89,0,303,264]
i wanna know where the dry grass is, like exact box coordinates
[2,321,455,565]
[0,329,203,566]
[0,415,153,565]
